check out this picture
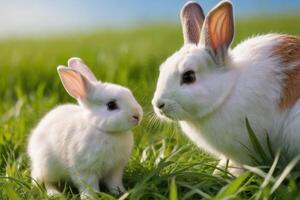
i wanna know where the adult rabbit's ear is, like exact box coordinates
[180,1,205,45]
[57,66,93,100]
[200,1,234,65]
[68,57,97,82]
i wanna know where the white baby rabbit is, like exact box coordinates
[152,0,300,174]
[27,57,143,198]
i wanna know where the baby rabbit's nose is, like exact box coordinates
[132,115,141,125]
[132,115,139,121]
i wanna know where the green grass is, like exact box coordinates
[1,15,300,199]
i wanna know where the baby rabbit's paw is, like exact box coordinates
[108,184,126,196]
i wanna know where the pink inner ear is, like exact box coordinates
[209,11,225,50]
[207,2,233,52]
[68,58,97,82]
[181,2,205,45]
[59,69,87,99]
[68,58,82,68]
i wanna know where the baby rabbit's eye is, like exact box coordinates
[106,100,118,111]
[181,70,196,85]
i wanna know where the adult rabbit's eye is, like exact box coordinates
[181,70,196,85]
[106,100,118,111]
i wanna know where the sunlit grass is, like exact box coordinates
[1,16,300,199]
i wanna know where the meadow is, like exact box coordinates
[1,15,300,199]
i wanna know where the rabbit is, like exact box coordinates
[152,0,300,175]
[27,57,143,198]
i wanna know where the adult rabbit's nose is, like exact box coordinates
[157,101,165,109]
[153,99,165,110]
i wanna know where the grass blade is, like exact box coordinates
[214,172,250,200]
[178,182,212,200]
[261,152,280,188]
[245,118,268,162]
[2,184,22,200]
[271,155,300,194]
[243,165,272,181]
[265,131,275,159]
[169,177,178,200]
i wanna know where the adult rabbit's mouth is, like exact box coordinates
[153,99,191,121]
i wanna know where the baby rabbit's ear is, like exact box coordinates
[68,57,97,82]
[57,66,93,99]
[180,1,205,45]
[200,1,234,65]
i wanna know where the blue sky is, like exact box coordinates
[0,0,299,37]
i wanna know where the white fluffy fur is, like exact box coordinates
[27,58,143,198]
[152,1,300,174]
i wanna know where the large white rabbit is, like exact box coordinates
[27,58,143,198]
[152,0,300,174]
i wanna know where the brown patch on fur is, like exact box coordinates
[279,66,300,110]
[273,35,300,110]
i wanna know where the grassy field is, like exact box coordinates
[1,15,300,199]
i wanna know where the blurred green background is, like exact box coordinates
[1,1,300,199]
